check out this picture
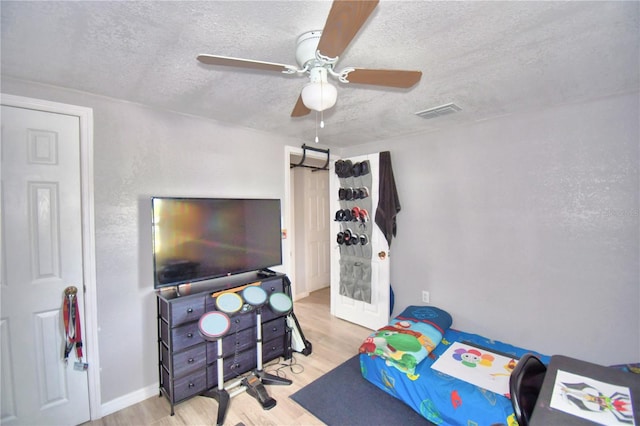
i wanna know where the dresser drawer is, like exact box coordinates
[228,312,256,333]
[262,317,287,341]
[206,326,257,362]
[261,277,284,295]
[263,300,292,322]
[172,344,207,378]
[205,300,257,330]
[173,370,207,402]
[263,336,285,362]
[225,348,258,378]
[161,296,205,326]
[160,366,206,403]
[261,306,278,322]
[207,349,258,387]
[166,321,204,352]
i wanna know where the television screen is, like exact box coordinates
[151,197,282,289]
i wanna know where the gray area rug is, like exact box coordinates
[290,354,432,425]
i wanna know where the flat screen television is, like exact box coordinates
[151,197,282,289]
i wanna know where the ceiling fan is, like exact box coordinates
[197,0,422,118]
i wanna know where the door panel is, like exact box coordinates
[304,168,330,292]
[1,105,90,425]
[330,153,390,330]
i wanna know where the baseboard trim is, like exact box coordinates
[100,383,158,418]
[293,291,310,301]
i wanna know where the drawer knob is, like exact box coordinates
[187,308,193,313]
[188,358,195,363]
[186,333,193,338]
[188,383,195,388]
[272,327,278,332]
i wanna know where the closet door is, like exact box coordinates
[1,105,91,425]
[330,153,390,330]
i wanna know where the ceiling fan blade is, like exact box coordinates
[197,54,295,73]
[344,69,422,88]
[291,94,311,117]
[317,0,379,59]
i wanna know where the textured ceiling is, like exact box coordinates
[1,1,638,148]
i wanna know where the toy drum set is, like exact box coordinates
[197,284,293,426]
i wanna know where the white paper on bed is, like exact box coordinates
[550,370,635,425]
[431,341,518,396]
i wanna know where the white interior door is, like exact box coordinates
[303,168,330,292]
[330,153,390,330]
[1,105,91,425]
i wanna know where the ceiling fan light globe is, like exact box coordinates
[301,81,337,112]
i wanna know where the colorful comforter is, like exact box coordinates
[359,306,549,426]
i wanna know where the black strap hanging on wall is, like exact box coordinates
[290,144,330,172]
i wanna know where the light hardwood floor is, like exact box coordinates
[85,287,371,426]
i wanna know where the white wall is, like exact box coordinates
[1,77,302,407]
[343,92,639,366]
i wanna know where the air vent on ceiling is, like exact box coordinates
[415,103,461,119]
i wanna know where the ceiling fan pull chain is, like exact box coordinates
[320,85,326,129]
[315,112,319,143]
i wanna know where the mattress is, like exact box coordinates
[360,322,549,425]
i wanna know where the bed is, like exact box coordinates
[359,305,549,425]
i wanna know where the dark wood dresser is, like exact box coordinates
[156,272,292,414]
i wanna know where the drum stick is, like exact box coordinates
[210,281,262,298]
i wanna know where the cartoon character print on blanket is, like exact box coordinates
[359,305,453,377]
